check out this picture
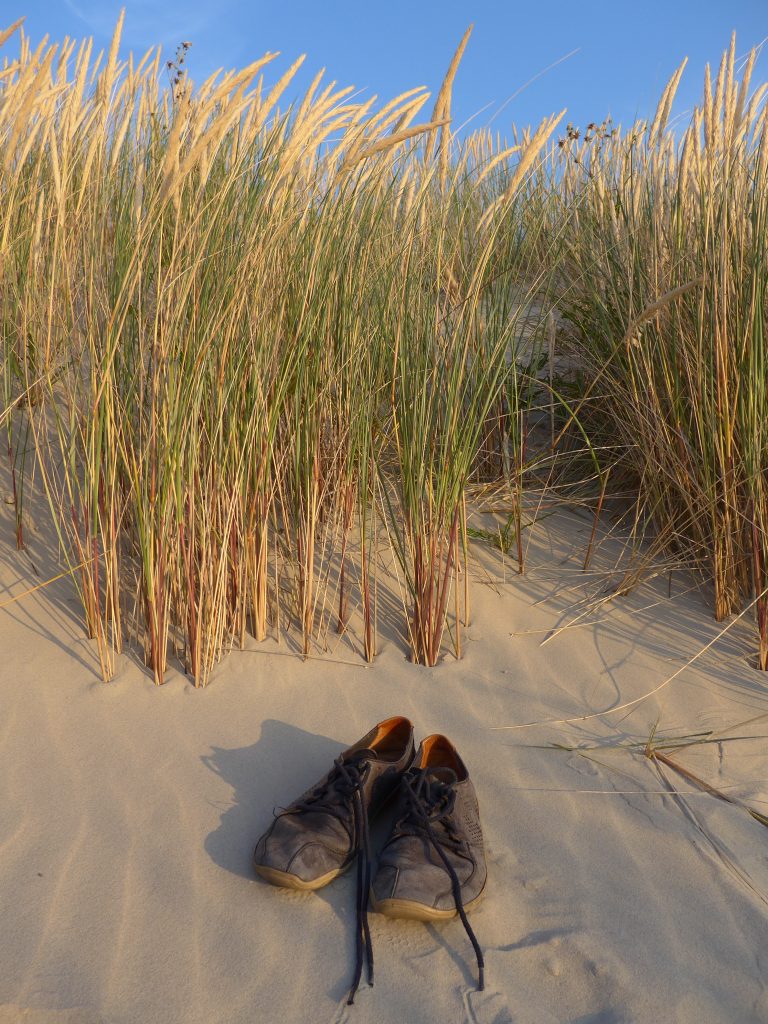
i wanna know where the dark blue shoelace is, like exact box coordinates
[288,759,483,1003]
[292,753,374,1004]
[397,769,485,991]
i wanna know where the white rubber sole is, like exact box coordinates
[370,886,485,921]
[253,862,346,891]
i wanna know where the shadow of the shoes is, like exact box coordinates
[202,720,377,1005]
[201,718,343,880]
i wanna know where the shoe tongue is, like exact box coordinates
[422,766,457,786]
[344,747,377,765]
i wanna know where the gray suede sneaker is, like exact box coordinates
[253,715,415,1003]
[254,716,415,889]
[370,734,486,990]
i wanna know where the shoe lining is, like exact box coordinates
[370,716,411,759]
[419,735,466,779]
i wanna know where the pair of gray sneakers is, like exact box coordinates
[253,716,486,1004]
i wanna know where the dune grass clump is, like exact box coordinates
[555,37,768,667]
[0,17,560,683]
[7,15,768,682]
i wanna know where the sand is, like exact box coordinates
[2,501,768,1024]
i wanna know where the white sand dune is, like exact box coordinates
[2,505,768,1024]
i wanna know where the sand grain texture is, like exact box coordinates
[2,508,768,1024]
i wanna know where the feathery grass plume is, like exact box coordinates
[0,17,24,51]
[339,119,448,174]
[477,110,565,234]
[426,24,473,192]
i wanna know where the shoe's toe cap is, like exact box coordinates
[283,841,342,883]
[373,841,485,912]
[373,859,457,911]
[254,815,347,885]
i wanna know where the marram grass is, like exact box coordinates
[0,17,562,682]
[2,17,768,682]
[554,34,768,669]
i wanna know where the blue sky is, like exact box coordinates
[7,2,768,136]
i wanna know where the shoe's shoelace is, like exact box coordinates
[393,769,485,992]
[290,752,374,1005]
